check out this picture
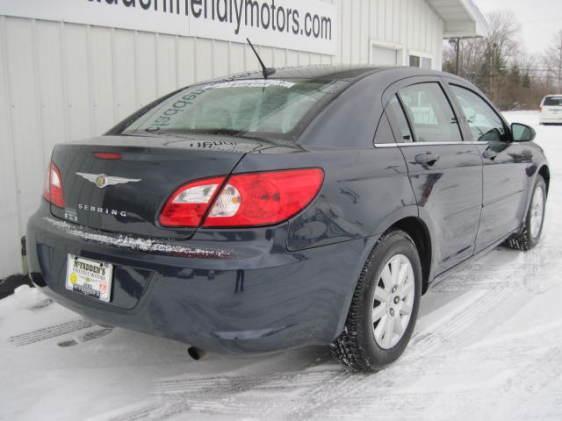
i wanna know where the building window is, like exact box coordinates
[409,55,420,68]
[409,55,432,70]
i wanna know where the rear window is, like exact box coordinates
[543,96,562,106]
[122,79,347,139]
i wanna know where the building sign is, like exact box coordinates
[0,0,337,55]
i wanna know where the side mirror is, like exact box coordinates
[511,123,536,142]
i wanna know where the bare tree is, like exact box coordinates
[443,11,521,102]
[485,12,520,60]
[545,30,562,93]
[443,11,552,109]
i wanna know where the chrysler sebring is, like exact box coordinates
[27,66,549,371]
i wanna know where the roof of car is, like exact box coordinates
[223,65,453,82]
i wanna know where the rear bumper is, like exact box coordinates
[540,114,562,123]
[26,207,365,353]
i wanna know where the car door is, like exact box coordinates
[384,79,483,274]
[447,83,531,252]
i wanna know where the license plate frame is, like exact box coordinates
[65,254,113,303]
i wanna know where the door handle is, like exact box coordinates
[483,149,497,160]
[415,152,440,167]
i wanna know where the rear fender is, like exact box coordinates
[332,204,424,339]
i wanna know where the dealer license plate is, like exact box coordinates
[66,254,113,302]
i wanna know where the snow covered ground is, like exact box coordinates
[1,111,561,421]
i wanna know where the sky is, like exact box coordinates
[473,0,562,56]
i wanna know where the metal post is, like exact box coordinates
[455,38,460,76]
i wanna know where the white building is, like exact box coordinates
[0,0,487,278]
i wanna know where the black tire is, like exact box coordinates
[505,176,547,251]
[331,230,422,372]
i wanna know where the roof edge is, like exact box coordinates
[429,0,489,39]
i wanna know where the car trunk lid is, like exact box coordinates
[49,134,250,239]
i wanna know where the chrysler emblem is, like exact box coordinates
[76,172,141,189]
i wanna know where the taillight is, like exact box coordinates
[159,168,324,228]
[204,169,324,227]
[159,177,225,227]
[43,162,65,208]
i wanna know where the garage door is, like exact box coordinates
[370,45,401,66]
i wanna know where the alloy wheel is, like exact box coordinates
[529,185,545,240]
[371,254,415,350]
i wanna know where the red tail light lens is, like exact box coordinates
[204,169,324,227]
[159,168,324,228]
[43,162,65,208]
[159,177,225,227]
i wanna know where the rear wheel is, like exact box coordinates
[331,230,422,372]
[505,177,547,251]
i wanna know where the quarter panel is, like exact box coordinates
[233,148,415,251]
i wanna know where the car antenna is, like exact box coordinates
[246,38,276,79]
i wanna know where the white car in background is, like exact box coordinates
[540,95,562,124]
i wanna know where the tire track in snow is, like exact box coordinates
[297,332,562,420]
[405,288,512,359]
[299,278,562,420]
[407,247,551,356]
[100,281,514,420]
[102,362,341,420]
[139,285,501,420]
[283,258,537,418]
[98,402,170,421]
[58,327,114,347]
[157,366,346,418]
[437,345,562,421]
[97,240,560,420]
[8,319,93,346]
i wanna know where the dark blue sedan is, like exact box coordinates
[27,66,549,371]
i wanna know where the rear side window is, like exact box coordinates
[374,113,395,144]
[385,96,413,143]
[398,83,462,142]
[543,96,562,106]
[450,85,507,142]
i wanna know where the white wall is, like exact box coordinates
[0,0,444,278]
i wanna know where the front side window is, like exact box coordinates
[450,85,507,142]
[398,83,462,142]
[122,79,347,139]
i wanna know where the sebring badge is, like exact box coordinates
[76,172,141,189]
